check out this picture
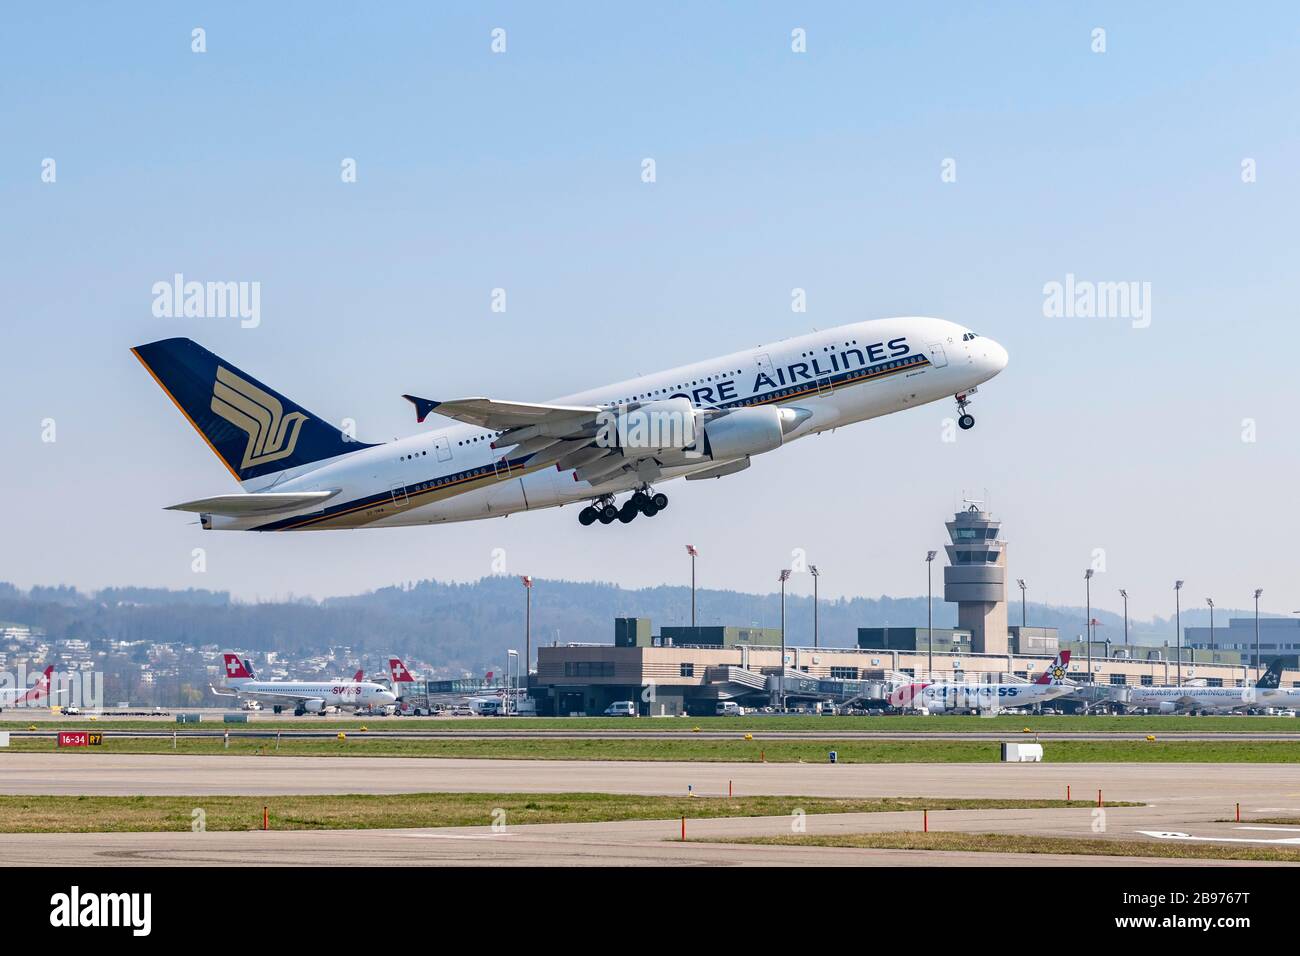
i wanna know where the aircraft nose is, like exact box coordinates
[984,338,1009,374]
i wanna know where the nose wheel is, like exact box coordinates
[955,393,975,430]
[578,489,669,526]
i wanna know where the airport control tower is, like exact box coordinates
[943,502,1009,655]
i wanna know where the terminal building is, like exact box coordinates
[526,504,1282,716]
[1186,617,1300,665]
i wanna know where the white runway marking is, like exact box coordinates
[408,832,513,840]
[1137,829,1300,845]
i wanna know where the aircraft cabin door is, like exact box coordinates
[389,481,409,508]
[492,455,513,480]
[813,359,834,396]
[433,436,452,462]
[754,353,777,398]
[927,342,948,368]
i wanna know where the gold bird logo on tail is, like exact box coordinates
[210,365,307,470]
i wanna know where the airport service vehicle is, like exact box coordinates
[131,319,1007,530]
[887,651,1074,715]
[0,666,55,712]
[210,653,396,715]
[1125,658,1294,714]
[715,701,743,716]
[604,701,637,717]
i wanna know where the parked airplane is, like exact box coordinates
[1124,658,1295,714]
[887,651,1074,714]
[0,666,56,711]
[210,653,396,715]
[131,318,1008,529]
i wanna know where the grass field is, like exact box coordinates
[0,793,1112,833]
[11,735,1300,761]
[6,714,1299,733]
[702,830,1300,863]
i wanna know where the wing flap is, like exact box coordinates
[165,491,339,515]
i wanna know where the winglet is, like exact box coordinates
[402,394,439,424]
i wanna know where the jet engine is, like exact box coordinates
[302,698,326,713]
[703,407,806,461]
[1157,701,1177,714]
[615,398,700,453]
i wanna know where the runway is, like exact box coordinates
[0,812,1288,868]
[5,754,1297,866]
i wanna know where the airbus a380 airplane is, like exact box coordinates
[132,317,1008,530]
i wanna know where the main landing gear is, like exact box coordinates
[578,488,669,526]
[955,392,976,430]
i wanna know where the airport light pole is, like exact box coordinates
[1254,589,1263,675]
[1119,589,1129,647]
[1084,569,1094,682]
[685,545,698,628]
[1174,580,1184,686]
[520,576,533,675]
[926,551,937,680]
[1206,597,1215,651]
[1016,578,1027,628]
[809,565,820,649]
[506,649,518,716]
[778,569,791,711]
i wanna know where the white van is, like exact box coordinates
[604,701,637,717]
[715,701,743,716]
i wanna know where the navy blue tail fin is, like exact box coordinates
[132,338,373,483]
[1257,656,1289,689]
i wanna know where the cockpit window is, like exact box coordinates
[961,332,979,341]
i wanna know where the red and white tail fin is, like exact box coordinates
[1034,650,1072,685]
[18,666,55,705]
[389,658,414,683]
[221,652,254,685]
[353,669,364,682]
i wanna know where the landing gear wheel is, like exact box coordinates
[599,504,618,524]
[618,501,639,523]
[629,491,649,510]
[578,506,598,526]
[641,503,660,518]
[651,492,668,510]
[958,414,975,430]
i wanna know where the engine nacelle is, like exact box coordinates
[925,701,947,714]
[303,698,326,713]
[703,407,787,461]
[1157,701,1177,714]
[612,398,700,454]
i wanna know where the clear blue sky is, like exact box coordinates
[3,2,1298,620]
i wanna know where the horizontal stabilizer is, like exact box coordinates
[166,490,338,515]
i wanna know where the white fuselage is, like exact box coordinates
[230,680,396,711]
[214,317,1007,531]
[1126,685,1300,714]
[900,681,1073,714]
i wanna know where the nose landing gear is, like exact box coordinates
[578,487,669,526]
[955,391,976,430]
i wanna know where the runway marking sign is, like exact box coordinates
[57,731,103,748]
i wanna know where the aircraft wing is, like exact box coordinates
[401,395,602,429]
[166,491,339,515]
